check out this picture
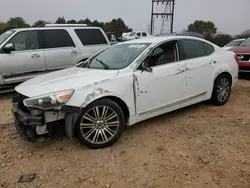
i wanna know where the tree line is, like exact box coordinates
[187,20,250,47]
[0,16,132,38]
[1,17,250,47]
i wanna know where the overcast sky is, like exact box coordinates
[0,0,249,35]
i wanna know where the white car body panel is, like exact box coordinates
[15,36,239,127]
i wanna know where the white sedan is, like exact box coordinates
[12,36,238,149]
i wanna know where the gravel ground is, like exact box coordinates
[0,79,250,188]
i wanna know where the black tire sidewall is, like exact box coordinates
[75,98,125,149]
[211,74,232,105]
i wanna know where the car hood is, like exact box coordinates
[228,46,250,53]
[15,67,119,97]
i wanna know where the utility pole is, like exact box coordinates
[150,0,175,35]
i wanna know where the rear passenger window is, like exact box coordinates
[204,43,214,55]
[41,30,75,49]
[142,32,147,37]
[181,39,206,59]
[74,29,107,45]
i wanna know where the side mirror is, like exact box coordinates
[4,43,15,53]
[141,61,152,73]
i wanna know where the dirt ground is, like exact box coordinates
[0,79,250,188]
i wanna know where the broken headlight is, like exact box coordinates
[23,90,74,110]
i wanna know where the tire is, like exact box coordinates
[210,74,232,106]
[75,98,125,149]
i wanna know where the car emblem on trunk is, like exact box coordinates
[238,55,244,60]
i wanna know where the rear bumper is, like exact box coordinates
[238,62,250,73]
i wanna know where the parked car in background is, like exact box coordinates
[222,38,245,50]
[0,24,110,88]
[122,32,131,40]
[12,36,238,149]
[228,37,250,75]
[124,31,151,40]
[105,32,118,45]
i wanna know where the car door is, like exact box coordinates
[179,39,215,98]
[40,29,79,71]
[134,40,187,115]
[0,30,46,84]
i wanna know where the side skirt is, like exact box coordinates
[129,91,208,126]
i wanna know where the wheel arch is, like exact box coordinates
[82,94,130,124]
[213,71,232,85]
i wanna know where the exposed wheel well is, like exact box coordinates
[105,96,130,124]
[215,72,232,85]
[87,96,130,124]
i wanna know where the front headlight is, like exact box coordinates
[23,89,74,110]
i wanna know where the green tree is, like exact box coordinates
[67,19,77,24]
[7,17,30,28]
[33,20,46,27]
[235,29,250,39]
[188,20,217,40]
[56,17,66,24]
[104,18,132,37]
[213,34,233,47]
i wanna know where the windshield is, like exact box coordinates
[239,38,250,46]
[77,43,151,70]
[225,40,244,47]
[0,30,15,45]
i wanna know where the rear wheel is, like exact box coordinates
[210,74,231,105]
[75,98,125,149]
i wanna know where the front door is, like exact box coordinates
[179,39,215,98]
[40,29,79,71]
[134,40,187,115]
[0,30,46,84]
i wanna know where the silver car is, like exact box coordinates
[0,24,110,89]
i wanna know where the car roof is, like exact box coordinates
[121,35,210,45]
[10,26,102,32]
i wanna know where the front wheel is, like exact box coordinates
[210,74,232,105]
[75,98,125,149]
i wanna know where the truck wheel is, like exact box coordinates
[75,98,125,149]
[210,74,232,105]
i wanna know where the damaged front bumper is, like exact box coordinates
[12,103,44,127]
[12,95,81,141]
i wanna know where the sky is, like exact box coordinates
[0,0,249,35]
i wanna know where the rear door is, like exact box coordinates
[179,39,215,97]
[40,29,79,71]
[74,28,109,59]
[0,30,46,84]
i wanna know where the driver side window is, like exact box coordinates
[8,31,39,51]
[147,41,178,67]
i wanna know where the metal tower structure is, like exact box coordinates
[150,0,175,35]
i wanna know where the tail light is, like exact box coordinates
[234,54,239,64]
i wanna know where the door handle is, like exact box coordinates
[71,50,78,54]
[31,54,40,58]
